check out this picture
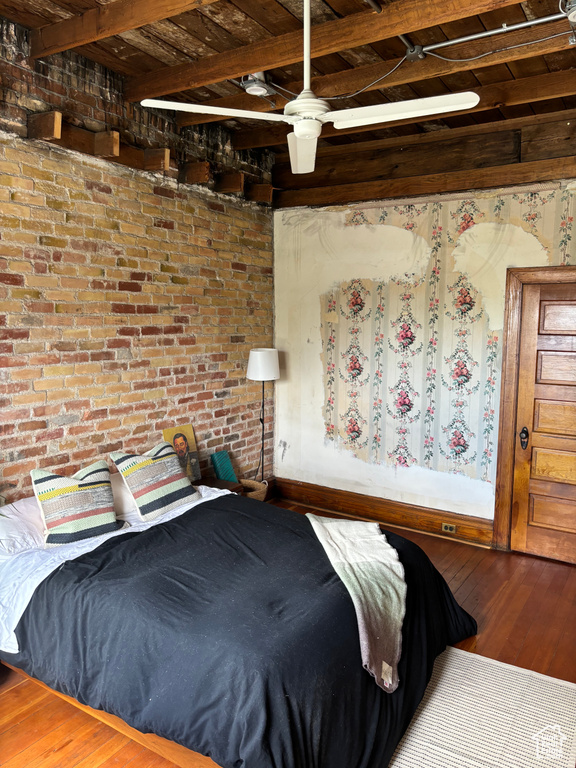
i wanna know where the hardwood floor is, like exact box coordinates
[1,497,575,767]
[0,670,177,768]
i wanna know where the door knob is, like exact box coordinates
[519,426,529,450]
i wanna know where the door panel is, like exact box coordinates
[538,351,576,383]
[531,448,576,484]
[510,283,576,564]
[530,495,576,533]
[533,401,576,435]
[540,302,576,332]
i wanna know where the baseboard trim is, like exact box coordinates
[274,478,494,547]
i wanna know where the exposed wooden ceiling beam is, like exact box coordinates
[176,17,573,127]
[273,115,576,190]
[274,156,576,208]
[125,0,524,102]
[30,0,220,59]
[274,107,576,164]
[233,69,576,150]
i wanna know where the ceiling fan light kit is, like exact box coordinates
[564,0,576,23]
[242,72,273,98]
[141,0,484,175]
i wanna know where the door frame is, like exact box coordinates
[493,264,576,550]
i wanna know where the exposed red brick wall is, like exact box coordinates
[0,131,274,500]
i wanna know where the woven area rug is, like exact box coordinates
[390,646,576,768]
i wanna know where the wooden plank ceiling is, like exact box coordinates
[2,0,576,206]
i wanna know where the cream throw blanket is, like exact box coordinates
[307,514,407,693]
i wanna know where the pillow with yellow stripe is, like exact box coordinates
[30,461,123,546]
[110,442,200,521]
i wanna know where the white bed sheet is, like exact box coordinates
[0,486,230,654]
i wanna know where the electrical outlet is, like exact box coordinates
[441,522,456,533]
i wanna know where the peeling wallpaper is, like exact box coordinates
[274,182,575,519]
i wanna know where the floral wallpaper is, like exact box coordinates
[320,187,575,484]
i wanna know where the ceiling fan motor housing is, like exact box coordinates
[284,91,330,139]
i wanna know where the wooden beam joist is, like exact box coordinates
[28,114,120,158]
[27,110,62,140]
[234,68,576,150]
[274,108,576,164]
[30,0,220,59]
[126,0,525,102]
[26,113,173,174]
[274,117,576,191]
[245,183,274,205]
[25,114,266,194]
[214,172,245,194]
[113,146,171,172]
[24,118,266,193]
[274,130,522,190]
[181,161,212,185]
[274,156,576,208]
[176,17,574,128]
[52,124,121,157]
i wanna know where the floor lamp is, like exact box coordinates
[247,348,280,482]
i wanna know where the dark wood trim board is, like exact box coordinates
[274,478,493,547]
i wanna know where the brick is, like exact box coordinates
[85,180,112,195]
[111,303,136,314]
[18,420,48,431]
[0,272,24,286]
[153,219,174,230]
[106,338,131,349]
[0,355,27,367]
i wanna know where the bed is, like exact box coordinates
[0,457,476,768]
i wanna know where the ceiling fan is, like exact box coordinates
[141,0,480,175]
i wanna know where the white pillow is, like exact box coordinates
[110,472,141,525]
[0,497,45,553]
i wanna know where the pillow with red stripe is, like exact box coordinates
[110,442,200,521]
[30,460,123,547]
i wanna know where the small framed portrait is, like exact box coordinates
[162,423,201,483]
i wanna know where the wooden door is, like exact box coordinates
[510,282,576,564]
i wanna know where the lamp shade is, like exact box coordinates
[247,348,280,381]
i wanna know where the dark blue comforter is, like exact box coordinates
[2,494,476,767]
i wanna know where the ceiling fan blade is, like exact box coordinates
[141,98,293,124]
[325,91,480,130]
[287,132,317,174]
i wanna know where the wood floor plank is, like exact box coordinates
[0,678,49,725]
[73,740,156,768]
[0,697,80,760]
[514,561,573,675]
[471,562,537,659]
[450,547,500,601]
[5,719,121,768]
[431,539,475,578]
[495,560,560,668]
[1,702,94,768]
[71,732,132,768]
[546,623,576,683]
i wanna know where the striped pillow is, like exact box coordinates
[110,442,200,521]
[31,461,123,546]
